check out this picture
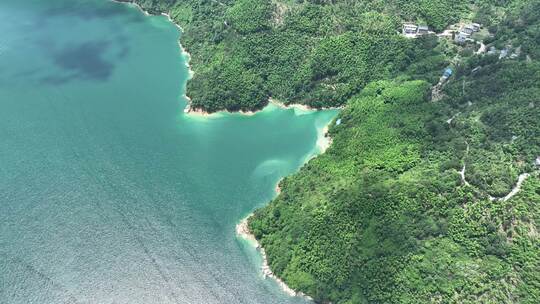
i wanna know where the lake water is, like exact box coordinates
[0,0,337,303]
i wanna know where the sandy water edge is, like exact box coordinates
[185,98,341,119]
[236,215,313,301]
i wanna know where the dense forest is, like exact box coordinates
[123,0,540,303]
[122,0,472,112]
[248,2,540,303]
[251,61,540,303]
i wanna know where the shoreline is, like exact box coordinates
[269,97,342,119]
[235,120,333,300]
[113,0,341,118]
[112,0,195,107]
[111,0,149,15]
[236,215,313,300]
[275,178,282,194]
[316,125,332,154]
[184,98,341,118]
[115,1,333,299]
[160,12,195,80]
[183,101,259,117]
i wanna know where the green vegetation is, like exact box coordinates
[247,2,540,301]
[483,0,540,59]
[123,0,540,302]
[126,0,473,112]
[250,59,540,302]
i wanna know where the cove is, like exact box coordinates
[0,0,337,303]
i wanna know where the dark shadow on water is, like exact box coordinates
[45,40,116,83]
[11,69,41,79]
[31,1,144,31]
[41,74,79,85]
[9,35,131,86]
[115,35,131,58]
[44,1,143,22]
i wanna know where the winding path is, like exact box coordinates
[460,142,471,186]
[489,173,531,202]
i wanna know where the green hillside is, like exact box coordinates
[123,0,473,112]
[248,2,540,302]
[124,0,540,302]
[250,60,540,302]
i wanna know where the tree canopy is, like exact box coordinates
[125,0,540,302]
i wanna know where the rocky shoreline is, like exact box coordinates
[236,216,313,300]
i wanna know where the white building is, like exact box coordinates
[402,23,431,38]
[402,23,418,38]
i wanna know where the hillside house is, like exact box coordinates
[455,32,471,43]
[402,23,431,38]
[487,46,497,55]
[462,25,475,35]
[500,48,509,59]
[402,23,418,38]
[417,25,429,35]
[454,23,481,44]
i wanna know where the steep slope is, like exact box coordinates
[123,0,467,112]
[249,2,540,301]
[250,61,540,302]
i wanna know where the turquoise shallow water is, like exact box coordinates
[0,0,337,303]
